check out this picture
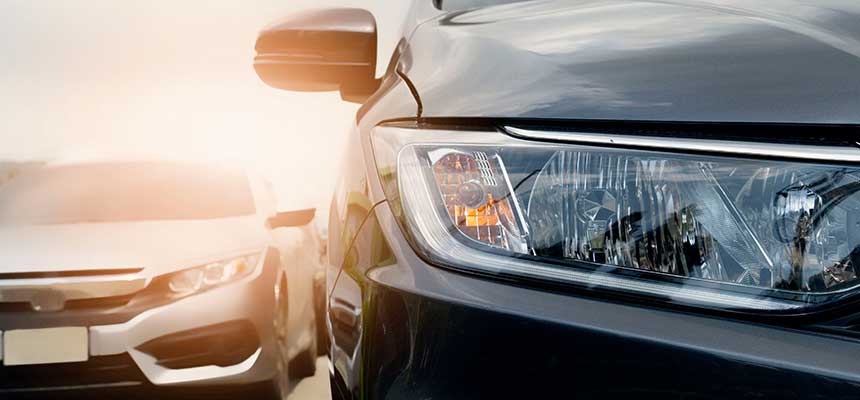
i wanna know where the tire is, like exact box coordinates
[329,367,351,400]
[289,318,318,379]
[313,275,329,355]
[272,279,291,399]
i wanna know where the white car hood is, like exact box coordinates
[0,215,268,276]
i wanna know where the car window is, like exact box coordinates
[435,0,533,11]
[0,162,256,224]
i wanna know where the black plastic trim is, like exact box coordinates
[136,320,260,369]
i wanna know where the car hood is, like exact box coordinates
[0,216,267,276]
[404,0,860,123]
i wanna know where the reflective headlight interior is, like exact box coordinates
[168,254,258,297]
[373,126,860,311]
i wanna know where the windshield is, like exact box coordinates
[436,0,532,11]
[0,162,255,224]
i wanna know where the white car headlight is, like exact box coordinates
[372,125,860,312]
[168,254,259,297]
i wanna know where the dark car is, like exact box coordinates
[253,1,860,398]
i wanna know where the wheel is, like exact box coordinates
[329,366,350,400]
[271,279,291,399]
[289,317,318,379]
[313,275,329,355]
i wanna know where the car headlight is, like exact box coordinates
[372,125,860,312]
[167,254,259,297]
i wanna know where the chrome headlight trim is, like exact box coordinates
[373,125,860,313]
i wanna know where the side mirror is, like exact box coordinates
[254,8,379,103]
[267,208,316,229]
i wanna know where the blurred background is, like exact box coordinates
[0,0,409,215]
[0,2,416,397]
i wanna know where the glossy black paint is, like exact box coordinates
[404,0,860,124]
[332,199,860,399]
[287,1,860,398]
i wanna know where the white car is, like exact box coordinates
[0,161,318,397]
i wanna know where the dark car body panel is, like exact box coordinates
[323,1,860,398]
[331,198,860,399]
[404,0,860,124]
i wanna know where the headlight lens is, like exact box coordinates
[168,255,258,297]
[373,126,860,312]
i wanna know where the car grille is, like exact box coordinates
[0,294,137,313]
[0,271,177,329]
[0,354,146,395]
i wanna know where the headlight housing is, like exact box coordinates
[372,125,860,312]
[166,254,259,298]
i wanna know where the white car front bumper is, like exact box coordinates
[0,252,280,390]
[89,263,278,386]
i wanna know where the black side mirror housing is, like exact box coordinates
[254,8,379,103]
[267,208,316,229]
